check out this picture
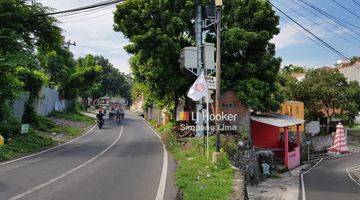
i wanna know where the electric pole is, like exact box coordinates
[195,2,204,137]
[215,0,222,152]
[65,39,76,50]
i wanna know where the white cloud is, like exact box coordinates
[272,17,331,50]
[39,0,131,73]
[272,23,304,49]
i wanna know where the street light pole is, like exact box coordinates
[215,0,222,152]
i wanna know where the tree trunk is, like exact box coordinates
[172,94,178,120]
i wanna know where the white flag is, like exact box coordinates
[187,72,208,101]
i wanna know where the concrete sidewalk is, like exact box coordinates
[247,165,308,200]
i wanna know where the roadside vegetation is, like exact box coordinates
[0,111,94,162]
[0,1,130,162]
[150,121,233,200]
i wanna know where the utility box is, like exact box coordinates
[180,46,197,70]
[180,43,215,72]
[278,101,304,132]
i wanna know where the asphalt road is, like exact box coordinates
[303,153,360,200]
[0,112,176,200]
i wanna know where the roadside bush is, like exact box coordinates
[0,115,21,140]
[34,115,56,132]
[221,135,238,158]
[0,130,55,161]
[22,101,39,125]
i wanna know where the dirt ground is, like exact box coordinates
[48,117,88,129]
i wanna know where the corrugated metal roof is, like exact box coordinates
[251,113,304,128]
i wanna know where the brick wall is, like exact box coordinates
[220,91,250,134]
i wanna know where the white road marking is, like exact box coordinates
[346,166,360,187]
[300,158,324,200]
[0,125,97,167]
[139,116,168,200]
[7,126,124,200]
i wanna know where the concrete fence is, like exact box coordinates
[11,86,74,120]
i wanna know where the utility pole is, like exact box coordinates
[195,2,204,137]
[215,0,222,152]
[65,39,76,50]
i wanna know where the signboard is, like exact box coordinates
[305,121,320,136]
[21,124,30,134]
[205,75,216,90]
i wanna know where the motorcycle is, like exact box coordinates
[115,113,122,125]
[97,118,104,129]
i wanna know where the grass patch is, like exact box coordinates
[49,126,83,137]
[0,130,55,161]
[0,112,93,162]
[155,123,233,200]
[50,111,94,125]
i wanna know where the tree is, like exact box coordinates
[63,55,103,100]
[0,0,62,55]
[113,0,283,116]
[114,0,195,117]
[219,0,283,112]
[0,0,63,123]
[292,68,360,126]
[94,56,131,98]
[38,48,76,88]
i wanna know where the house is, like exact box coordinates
[251,113,304,170]
[291,72,305,81]
[338,61,360,83]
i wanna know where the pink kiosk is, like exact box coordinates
[251,114,304,170]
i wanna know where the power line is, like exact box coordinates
[288,0,360,43]
[63,11,113,23]
[331,0,360,20]
[299,0,360,34]
[44,0,123,16]
[275,0,360,49]
[352,0,360,7]
[268,1,349,59]
[58,5,115,21]
[283,25,343,58]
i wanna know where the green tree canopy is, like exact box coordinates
[290,68,360,123]
[114,0,283,114]
[0,0,63,122]
[220,0,283,112]
[114,0,195,115]
[94,56,131,98]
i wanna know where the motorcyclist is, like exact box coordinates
[96,109,105,126]
[115,108,121,123]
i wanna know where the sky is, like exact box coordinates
[40,0,360,73]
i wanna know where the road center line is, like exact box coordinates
[301,158,324,200]
[7,126,124,200]
[0,125,97,167]
[139,116,168,200]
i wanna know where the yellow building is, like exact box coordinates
[279,101,304,132]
